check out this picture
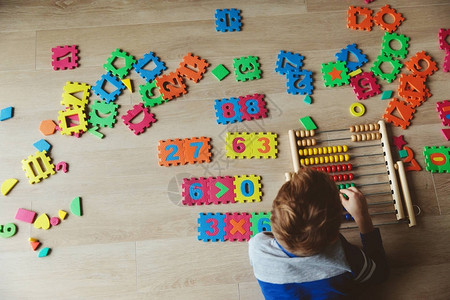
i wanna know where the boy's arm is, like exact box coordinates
[339,187,389,284]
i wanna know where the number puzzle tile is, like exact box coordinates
[398,74,428,108]
[15,208,37,223]
[370,54,403,83]
[383,98,415,129]
[347,6,374,31]
[103,48,136,79]
[88,100,119,128]
[177,53,209,83]
[238,93,267,121]
[214,97,242,124]
[22,150,55,184]
[184,137,212,164]
[51,45,79,70]
[250,212,271,237]
[225,212,251,241]
[211,64,230,81]
[404,51,438,77]
[208,176,236,204]
[225,132,255,159]
[92,73,126,103]
[253,132,278,159]
[373,4,405,33]
[57,107,88,136]
[215,8,242,32]
[234,175,262,203]
[155,72,187,100]
[1,178,18,196]
[0,223,17,238]
[158,139,185,166]
[33,139,51,152]
[275,50,304,75]
[182,177,209,206]
[286,70,313,95]
[198,213,226,242]
[321,61,350,87]
[61,82,91,108]
[139,80,166,107]
[0,106,14,121]
[133,51,167,82]
[34,213,51,230]
[121,103,156,135]
[423,146,450,173]
[233,56,261,82]
[436,100,450,127]
[349,71,381,100]
[335,44,368,72]
[70,196,82,216]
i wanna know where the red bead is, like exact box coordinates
[349,173,354,180]
[338,174,343,181]
[347,163,353,171]
[343,174,348,181]
[322,167,326,172]
[331,165,336,172]
[326,166,331,173]
[336,165,342,172]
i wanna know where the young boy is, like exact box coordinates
[249,168,389,299]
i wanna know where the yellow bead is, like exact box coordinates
[343,145,348,152]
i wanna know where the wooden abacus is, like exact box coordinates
[286,120,417,228]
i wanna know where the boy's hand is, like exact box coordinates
[339,187,374,234]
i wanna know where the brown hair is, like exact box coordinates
[271,167,342,256]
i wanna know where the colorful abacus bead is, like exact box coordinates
[351,132,381,141]
[295,130,315,137]
[297,138,317,147]
[349,123,380,132]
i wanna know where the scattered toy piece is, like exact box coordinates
[348,69,362,77]
[404,51,438,77]
[91,73,126,103]
[233,175,262,203]
[423,146,449,173]
[347,6,374,31]
[88,100,119,128]
[383,98,415,129]
[57,107,88,136]
[133,51,167,82]
[39,120,57,136]
[30,241,40,251]
[177,53,209,83]
[33,139,51,152]
[1,178,18,196]
[58,210,68,220]
[139,81,166,107]
[197,213,226,242]
[0,223,17,238]
[121,78,133,92]
[335,44,368,72]
[299,116,317,130]
[381,90,393,100]
[381,32,410,58]
[370,54,402,83]
[211,64,230,81]
[34,214,51,230]
[51,45,79,70]
[22,150,55,184]
[87,126,104,139]
[304,95,312,105]
[70,197,83,216]
[50,217,61,226]
[436,100,450,127]
[155,72,187,100]
[0,106,14,121]
[321,61,349,87]
[15,208,37,223]
[233,56,261,81]
[182,177,210,206]
[399,149,408,158]
[224,212,251,241]
[349,71,381,100]
[286,70,314,95]
[215,8,242,32]
[38,247,51,258]
[441,129,450,141]
[398,74,429,108]
[349,102,366,117]
[121,103,156,135]
[275,50,304,75]
[55,161,68,173]
[392,135,407,150]
[373,4,404,33]
[29,237,38,242]
[103,48,136,79]
[61,82,91,108]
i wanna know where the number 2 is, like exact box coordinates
[165,144,180,161]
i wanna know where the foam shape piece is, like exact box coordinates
[183,137,212,164]
[22,150,56,184]
[404,51,438,77]
[381,90,393,100]
[121,103,156,135]
[38,247,51,258]
[215,8,242,32]
[103,48,136,79]
[133,51,167,82]
[392,135,407,150]
[299,116,317,130]
[349,102,366,117]
[0,106,14,121]
[233,56,261,82]
[439,28,450,51]
[91,73,126,103]
[121,78,133,92]
[55,161,68,173]
[436,100,450,127]
[70,197,82,216]
[58,210,68,220]
[399,149,408,158]
[51,45,79,70]
[1,178,18,196]
[224,212,252,241]
[87,126,104,139]
[304,95,312,104]
[33,139,51,152]
[31,241,40,251]
[29,237,38,242]
[39,120,57,135]
[225,132,255,159]
[441,129,450,141]
[139,81,166,108]
[275,50,304,75]
[34,214,50,230]
[348,69,362,77]
[50,217,60,226]
[250,212,271,237]
[61,82,91,108]
[158,139,186,166]
[0,223,17,238]
[211,64,230,81]
[321,61,350,87]
[57,107,88,136]
[88,100,119,128]
[15,208,37,223]
[197,213,226,242]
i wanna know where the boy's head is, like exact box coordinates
[270,167,342,256]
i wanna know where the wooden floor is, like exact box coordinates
[0,1,449,299]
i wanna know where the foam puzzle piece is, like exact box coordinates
[33,139,51,152]
[348,69,362,77]
[321,61,350,87]
[436,100,450,127]
[253,132,278,159]
[183,137,212,164]
[347,6,373,31]
[224,213,252,241]
[208,176,236,205]
[1,178,18,196]
[304,95,312,104]
[250,212,271,237]
[121,103,156,135]
[399,149,408,158]
[55,161,68,173]
[50,217,60,226]
[88,100,119,128]
[158,139,186,166]
[423,146,450,173]
[215,8,242,32]
[381,90,393,100]
[0,223,17,238]
[439,28,450,51]
[214,97,242,124]
[349,102,366,117]
[441,129,450,141]
[286,70,314,95]
[234,175,262,203]
[335,44,368,72]
[398,74,428,108]
[233,56,261,82]
[22,150,55,184]
[31,241,40,251]
[299,116,317,130]
[15,208,37,223]
[155,72,187,100]
[39,120,57,135]
[370,54,403,83]
[103,48,136,79]
[92,73,126,103]
[70,196,82,216]
[275,50,304,75]
[381,32,410,58]
[88,126,104,139]
[38,247,51,258]
[404,51,438,77]
[238,94,268,121]
[59,210,68,220]
[211,64,230,81]
[57,107,88,136]
[373,4,405,33]
[198,213,226,242]
[51,45,79,70]
[34,213,51,230]
[0,106,14,121]
[139,81,166,107]
[349,71,381,100]
[225,132,256,159]
[383,98,415,129]
[133,52,167,82]
[177,53,209,83]
[443,50,450,73]
[61,82,91,108]
[182,177,210,206]
[121,78,133,92]
[392,135,407,150]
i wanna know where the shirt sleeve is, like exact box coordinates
[340,228,389,284]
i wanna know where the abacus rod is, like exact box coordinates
[357,172,387,177]
[357,162,385,168]
[353,153,383,158]
[341,219,408,230]
[368,200,395,206]
[357,181,390,187]
[364,191,392,196]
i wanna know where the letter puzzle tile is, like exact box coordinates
[103,48,136,79]
[253,132,278,159]
[321,61,350,87]
[208,176,236,205]
[158,139,185,166]
[134,52,167,82]
[92,73,126,103]
[139,81,166,107]
[370,54,403,83]
[233,56,261,82]
[335,44,368,72]
[437,100,450,127]
[88,100,119,128]
[22,151,56,184]
[225,213,252,241]
[250,212,271,237]
[215,8,242,32]
[238,94,267,121]
[51,45,79,70]
[423,146,450,173]
[198,213,226,242]
[234,175,262,203]
[155,72,187,100]
[183,137,212,164]
[177,53,209,83]
[182,178,210,206]
[381,32,410,59]
[347,6,373,31]
[286,70,313,95]
[275,50,304,75]
[225,132,256,159]
[61,82,91,108]
[214,97,242,124]
[121,103,156,135]
[349,71,381,100]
